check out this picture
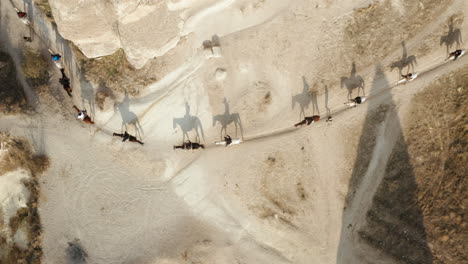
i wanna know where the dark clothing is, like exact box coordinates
[59,69,72,96]
[113,132,143,145]
[295,115,320,127]
[59,78,70,88]
[451,49,462,60]
[354,97,362,104]
[401,73,412,79]
[224,136,232,146]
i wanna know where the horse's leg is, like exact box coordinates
[234,122,238,138]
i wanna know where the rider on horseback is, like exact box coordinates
[113,131,144,145]
[59,69,72,96]
[294,115,320,127]
[449,49,463,60]
[73,105,94,124]
[401,73,413,81]
[224,135,232,147]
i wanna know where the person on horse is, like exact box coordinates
[294,115,320,127]
[59,69,72,96]
[16,11,27,18]
[15,9,30,25]
[173,140,204,150]
[449,49,463,60]
[113,131,144,145]
[401,72,413,81]
[51,53,61,62]
[224,135,232,147]
[347,96,366,107]
[73,105,94,124]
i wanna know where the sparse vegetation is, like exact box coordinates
[343,0,453,69]
[34,0,54,22]
[0,51,28,113]
[357,67,468,263]
[0,133,49,264]
[71,45,151,96]
[21,47,49,86]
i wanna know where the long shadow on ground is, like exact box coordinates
[336,64,433,264]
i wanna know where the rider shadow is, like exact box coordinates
[440,18,463,55]
[341,62,365,100]
[173,102,205,142]
[292,76,313,119]
[114,91,143,139]
[390,41,417,77]
[212,98,243,139]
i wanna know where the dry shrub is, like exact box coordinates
[21,47,49,86]
[34,0,54,22]
[0,133,48,264]
[0,51,28,114]
[342,0,453,68]
[71,46,141,95]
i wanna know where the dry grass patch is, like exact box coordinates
[71,45,155,96]
[342,0,453,69]
[34,0,54,22]
[0,133,49,264]
[357,67,468,264]
[0,51,28,114]
[21,47,49,87]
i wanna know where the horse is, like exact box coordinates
[440,22,463,54]
[294,115,320,127]
[389,55,417,76]
[173,141,205,150]
[112,132,144,145]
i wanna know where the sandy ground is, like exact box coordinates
[0,0,467,263]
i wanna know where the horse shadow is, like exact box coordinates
[341,62,365,100]
[212,98,243,139]
[390,41,417,77]
[440,18,463,54]
[114,91,143,139]
[292,76,314,119]
[173,102,205,142]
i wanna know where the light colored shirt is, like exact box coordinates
[77,111,86,120]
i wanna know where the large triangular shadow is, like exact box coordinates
[336,64,433,263]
